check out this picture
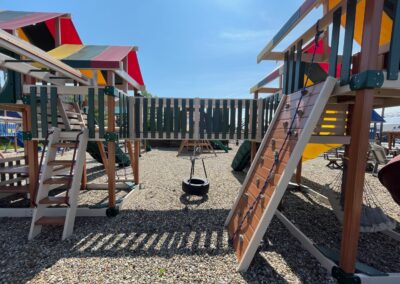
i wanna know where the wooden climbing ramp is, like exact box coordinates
[225,77,337,272]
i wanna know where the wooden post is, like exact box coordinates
[340,0,384,273]
[23,106,39,207]
[54,17,61,46]
[107,71,116,209]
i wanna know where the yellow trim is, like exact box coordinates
[47,44,85,60]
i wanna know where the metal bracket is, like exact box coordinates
[331,267,361,284]
[349,70,384,91]
[104,86,119,97]
[104,132,119,142]
[22,131,32,141]
[22,95,30,105]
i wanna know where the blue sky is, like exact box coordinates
[0,0,316,99]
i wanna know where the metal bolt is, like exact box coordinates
[239,234,244,242]
[256,177,260,187]
[297,109,304,117]
[283,121,289,128]
[285,103,290,109]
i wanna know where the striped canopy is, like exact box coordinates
[48,44,145,87]
[0,10,82,50]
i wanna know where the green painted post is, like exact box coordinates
[157,99,163,138]
[88,88,95,139]
[98,88,105,138]
[237,100,242,140]
[174,99,179,139]
[244,100,250,139]
[329,8,342,77]
[50,87,58,128]
[189,99,194,139]
[181,99,187,138]
[40,87,48,138]
[150,98,156,138]
[143,97,148,139]
[251,99,257,140]
[229,100,235,139]
[340,0,356,85]
[29,87,37,138]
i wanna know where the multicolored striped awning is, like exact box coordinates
[48,44,145,87]
[0,10,82,51]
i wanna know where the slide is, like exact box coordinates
[15,131,24,148]
[86,141,131,167]
[231,140,251,171]
[211,140,230,153]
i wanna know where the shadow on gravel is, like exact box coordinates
[280,181,400,273]
[0,209,233,282]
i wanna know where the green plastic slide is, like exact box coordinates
[211,140,229,153]
[231,140,251,171]
[86,141,131,167]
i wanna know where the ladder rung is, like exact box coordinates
[39,196,69,205]
[0,185,29,193]
[51,143,78,148]
[35,216,65,225]
[43,176,73,185]
[47,160,74,166]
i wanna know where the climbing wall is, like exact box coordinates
[225,77,337,271]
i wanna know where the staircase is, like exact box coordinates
[28,128,88,240]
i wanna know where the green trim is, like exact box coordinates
[50,87,58,127]
[88,88,95,139]
[104,86,118,97]
[331,267,361,284]
[40,87,48,138]
[98,88,105,138]
[350,71,384,91]
[22,95,30,105]
[22,131,32,141]
[30,86,37,138]
[104,132,119,142]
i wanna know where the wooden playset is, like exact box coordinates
[0,1,399,282]
[226,0,400,282]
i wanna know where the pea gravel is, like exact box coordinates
[0,145,398,283]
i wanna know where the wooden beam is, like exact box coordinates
[249,87,280,94]
[0,29,89,85]
[340,0,384,273]
[257,0,323,63]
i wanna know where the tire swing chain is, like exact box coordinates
[229,22,323,244]
[189,156,208,182]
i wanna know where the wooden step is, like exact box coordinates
[47,160,74,167]
[35,216,65,226]
[0,185,29,193]
[39,196,69,205]
[51,143,78,148]
[43,176,73,185]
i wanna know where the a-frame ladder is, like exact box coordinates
[225,77,337,271]
[29,127,88,240]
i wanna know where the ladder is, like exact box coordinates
[28,127,88,240]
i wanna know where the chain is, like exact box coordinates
[230,22,323,243]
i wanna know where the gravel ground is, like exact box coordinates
[0,144,399,283]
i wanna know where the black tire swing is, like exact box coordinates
[182,153,209,196]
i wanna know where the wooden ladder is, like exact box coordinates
[28,127,88,240]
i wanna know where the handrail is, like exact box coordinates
[257,0,323,63]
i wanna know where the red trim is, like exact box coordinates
[0,12,63,30]
[45,18,82,44]
[127,51,145,86]
[91,46,133,69]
